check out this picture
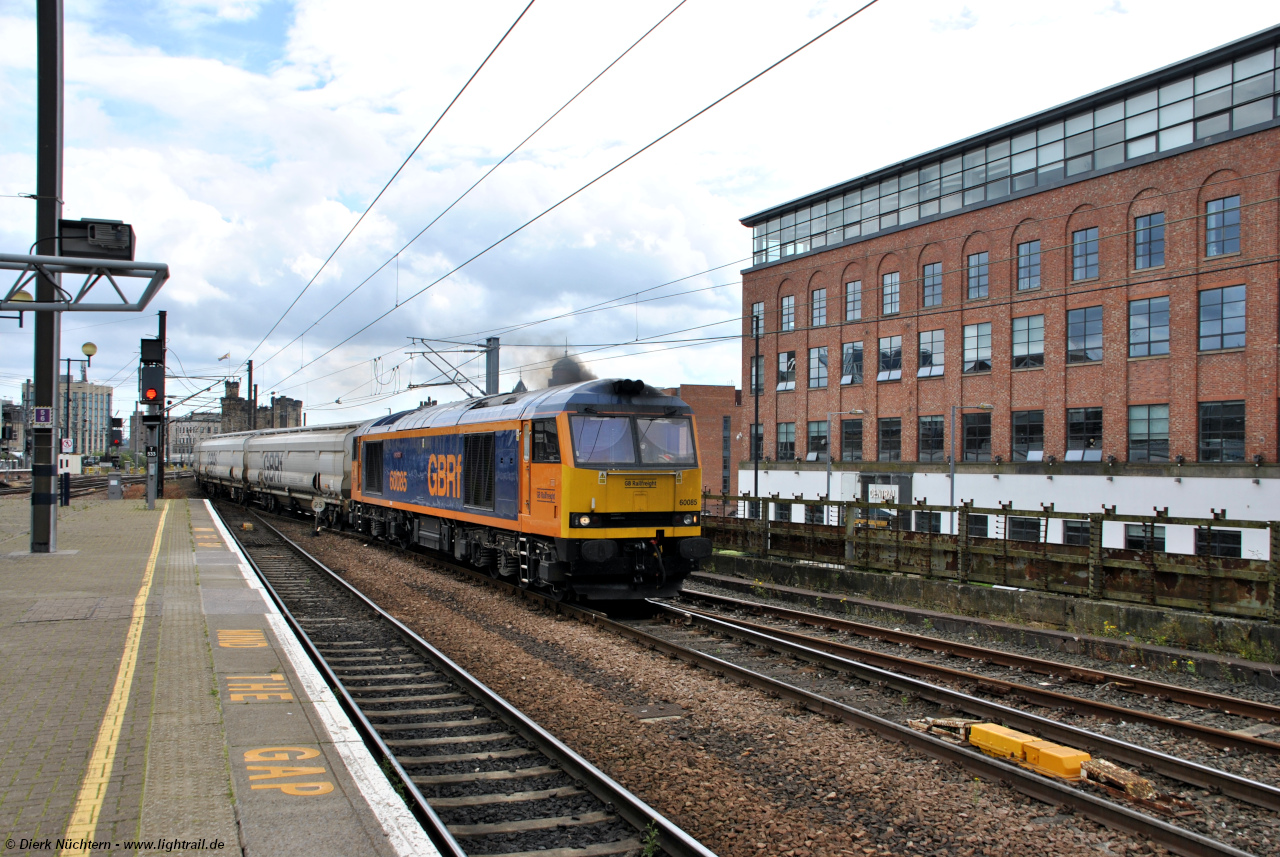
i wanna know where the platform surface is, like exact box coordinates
[0,495,436,856]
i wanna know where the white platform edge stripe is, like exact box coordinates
[203,500,440,857]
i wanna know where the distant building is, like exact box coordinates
[661,384,744,501]
[1,399,24,463]
[22,374,113,457]
[168,412,221,465]
[220,380,302,433]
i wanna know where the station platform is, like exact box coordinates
[0,496,437,856]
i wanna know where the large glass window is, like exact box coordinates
[1128,404,1169,462]
[963,322,992,373]
[808,347,828,388]
[1129,297,1170,357]
[1196,529,1242,558]
[1063,520,1090,546]
[877,336,902,382]
[1073,227,1099,279]
[841,419,863,461]
[777,351,796,391]
[532,419,561,462]
[1125,524,1166,552]
[963,413,991,461]
[1067,305,1103,363]
[1135,212,1165,268]
[918,415,945,462]
[922,262,942,307]
[781,295,795,331]
[1199,285,1245,350]
[751,301,764,337]
[811,288,827,327]
[845,281,862,321]
[1008,517,1041,543]
[571,416,637,465]
[1017,240,1041,290]
[882,272,900,315]
[750,423,763,461]
[1012,315,1044,368]
[749,355,764,395]
[841,342,863,385]
[636,417,697,465]
[918,329,945,378]
[1012,410,1044,461]
[1206,195,1241,256]
[807,421,828,462]
[776,422,796,461]
[1199,400,1245,461]
[967,252,989,299]
[877,418,901,462]
[1066,407,1103,460]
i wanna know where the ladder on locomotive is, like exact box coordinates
[517,536,532,586]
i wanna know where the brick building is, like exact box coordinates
[662,384,744,501]
[738,27,1280,556]
[219,380,303,433]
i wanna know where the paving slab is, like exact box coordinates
[0,496,437,856]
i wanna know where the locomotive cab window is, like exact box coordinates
[463,433,495,510]
[363,441,383,494]
[571,416,636,465]
[532,419,560,463]
[636,417,697,465]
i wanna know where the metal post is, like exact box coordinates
[247,359,254,430]
[949,405,956,535]
[485,337,499,395]
[157,310,165,492]
[30,0,63,553]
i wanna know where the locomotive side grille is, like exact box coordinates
[363,441,383,494]
[463,433,495,510]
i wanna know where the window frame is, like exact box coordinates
[808,346,828,388]
[963,322,992,373]
[1205,195,1241,256]
[1065,407,1103,461]
[775,422,796,462]
[918,415,945,462]
[776,351,796,391]
[845,281,862,321]
[962,412,992,462]
[780,295,795,331]
[1012,315,1045,369]
[877,417,902,462]
[1128,403,1170,462]
[1129,296,1170,357]
[1134,212,1165,269]
[882,271,900,315]
[917,329,945,378]
[877,335,902,382]
[1072,227,1099,280]
[1198,285,1245,351]
[967,251,990,299]
[811,288,827,327]
[840,342,864,385]
[1067,305,1104,363]
[806,420,829,462]
[1198,400,1245,462]
[922,262,942,307]
[1017,240,1041,290]
[841,418,863,462]
[1011,410,1044,461]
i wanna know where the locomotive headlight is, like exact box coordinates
[578,514,592,527]
[682,513,695,526]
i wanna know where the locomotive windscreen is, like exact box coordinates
[570,416,636,465]
[636,417,697,465]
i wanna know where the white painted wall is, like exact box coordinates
[736,467,1275,559]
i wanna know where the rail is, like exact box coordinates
[702,494,1280,621]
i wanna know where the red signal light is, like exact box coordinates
[143,388,159,401]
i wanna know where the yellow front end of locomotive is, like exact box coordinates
[560,465,703,538]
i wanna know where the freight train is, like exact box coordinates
[195,379,712,602]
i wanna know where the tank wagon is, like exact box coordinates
[196,379,712,601]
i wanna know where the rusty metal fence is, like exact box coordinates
[702,494,1279,621]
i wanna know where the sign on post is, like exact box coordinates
[61,438,73,454]
[33,407,54,429]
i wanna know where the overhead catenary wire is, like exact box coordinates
[243,0,539,364]
[261,0,884,395]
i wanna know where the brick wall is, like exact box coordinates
[662,384,744,499]
[741,128,1280,465]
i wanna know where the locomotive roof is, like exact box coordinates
[356,378,691,436]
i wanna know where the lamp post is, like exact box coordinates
[826,409,865,524]
[949,402,994,534]
[62,342,96,457]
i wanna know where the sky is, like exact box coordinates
[1,0,1278,427]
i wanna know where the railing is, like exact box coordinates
[702,494,1279,621]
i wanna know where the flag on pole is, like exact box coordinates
[218,353,230,361]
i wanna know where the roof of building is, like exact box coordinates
[740,24,1280,255]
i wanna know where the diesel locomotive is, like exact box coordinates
[195,378,712,601]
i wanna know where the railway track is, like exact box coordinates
[673,590,1280,757]
[210,500,716,857]
[0,472,153,498]
[221,503,1275,856]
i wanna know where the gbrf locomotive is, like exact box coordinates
[196,379,712,601]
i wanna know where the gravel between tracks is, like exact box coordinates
[274,520,1169,857]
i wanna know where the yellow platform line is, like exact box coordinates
[60,501,171,852]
